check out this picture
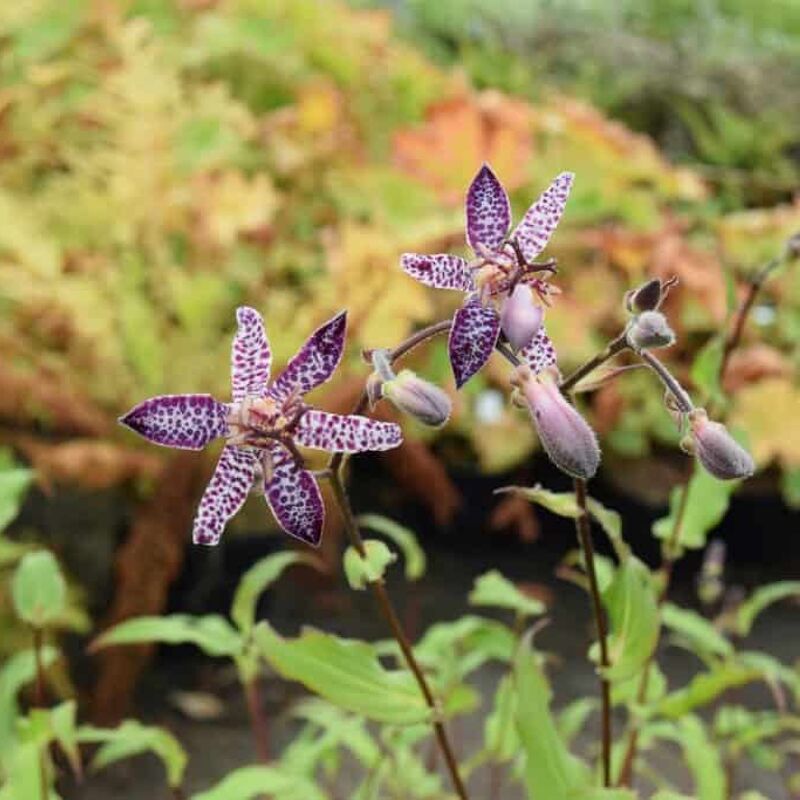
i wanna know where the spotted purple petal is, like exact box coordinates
[466,164,511,253]
[294,410,402,453]
[401,253,474,292]
[193,446,258,546]
[520,326,558,376]
[231,306,272,402]
[269,311,347,403]
[264,447,324,546]
[511,172,574,262]
[119,394,228,450]
[448,297,501,389]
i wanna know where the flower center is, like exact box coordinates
[226,392,304,448]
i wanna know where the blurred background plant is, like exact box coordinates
[1,0,799,796]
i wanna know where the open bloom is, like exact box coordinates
[402,164,573,387]
[119,308,402,547]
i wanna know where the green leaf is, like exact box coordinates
[734,581,800,636]
[780,467,800,509]
[343,540,396,590]
[502,485,627,557]
[231,551,323,634]
[77,721,187,789]
[0,451,34,532]
[676,715,727,800]
[654,664,761,719]
[602,556,660,682]
[11,551,67,628]
[652,466,735,551]
[49,701,81,776]
[91,615,242,658]
[557,697,599,747]
[191,766,326,800]
[661,603,733,659]
[611,663,667,706]
[0,742,41,800]
[514,634,591,799]
[358,514,427,580]
[255,623,429,725]
[484,674,518,761]
[737,651,800,703]
[468,570,546,618]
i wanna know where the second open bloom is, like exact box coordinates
[120,308,402,547]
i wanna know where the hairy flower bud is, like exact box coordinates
[500,283,543,351]
[689,409,755,480]
[626,311,676,351]
[382,370,452,428]
[515,366,600,479]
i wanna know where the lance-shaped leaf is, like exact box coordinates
[231,306,271,402]
[91,614,242,658]
[0,450,34,531]
[231,551,325,634]
[466,164,510,252]
[294,410,402,453]
[661,603,733,660]
[512,171,574,262]
[468,569,546,619]
[119,394,228,450]
[401,253,473,291]
[255,623,429,725]
[733,580,800,637]
[448,298,500,388]
[269,310,347,402]
[654,664,761,719]
[191,766,326,800]
[358,514,426,581]
[601,556,660,682]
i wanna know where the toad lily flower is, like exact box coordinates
[402,164,573,387]
[119,308,402,547]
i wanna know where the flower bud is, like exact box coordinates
[625,278,663,313]
[382,369,452,428]
[516,366,600,480]
[500,283,543,351]
[626,310,675,351]
[689,409,755,480]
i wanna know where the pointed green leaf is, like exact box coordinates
[357,514,426,580]
[191,765,326,800]
[484,674,518,761]
[677,715,727,800]
[655,664,761,718]
[468,570,546,618]
[734,581,800,637]
[0,451,34,532]
[662,603,733,659]
[343,540,396,590]
[255,623,429,725]
[11,551,67,628]
[231,551,324,634]
[91,614,242,658]
[602,556,660,682]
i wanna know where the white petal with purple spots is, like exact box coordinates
[119,394,228,450]
[520,326,558,375]
[401,253,474,292]
[448,298,501,389]
[231,306,271,402]
[511,172,573,262]
[269,311,347,403]
[466,164,511,253]
[264,447,324,546]
[193,446,258,546]
[294,410,402,453]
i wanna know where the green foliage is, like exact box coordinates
[661,603,733,661]
[357,514,427,580]
[11,551,66,629]
[468,570,546,619]
[343,540,397,590]
[732,580,800,637]
[192,766,326,800]
[0,451,33,533]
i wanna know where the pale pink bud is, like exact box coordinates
[517,367,600,479]
[500,283,543,351]
[689,409,755,480]
[626,310,675,351]
[383,369,452,428]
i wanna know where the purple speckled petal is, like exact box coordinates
[193,445,258,546]
[294,410,403,453]
[269,311,347,403]
[511,172,573,262]
[231,306,271,402]
[519,325,558,375]
[466,164,511,253]
[264,447,324,546]
[119,394,227,450]
[448,298,501,389]
[401,253,474,292]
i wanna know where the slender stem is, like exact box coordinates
[573,478,612,787]
[560,333,629,393]
[326,469,469,799]
[637,351,694,413]
[243,677,271,763]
